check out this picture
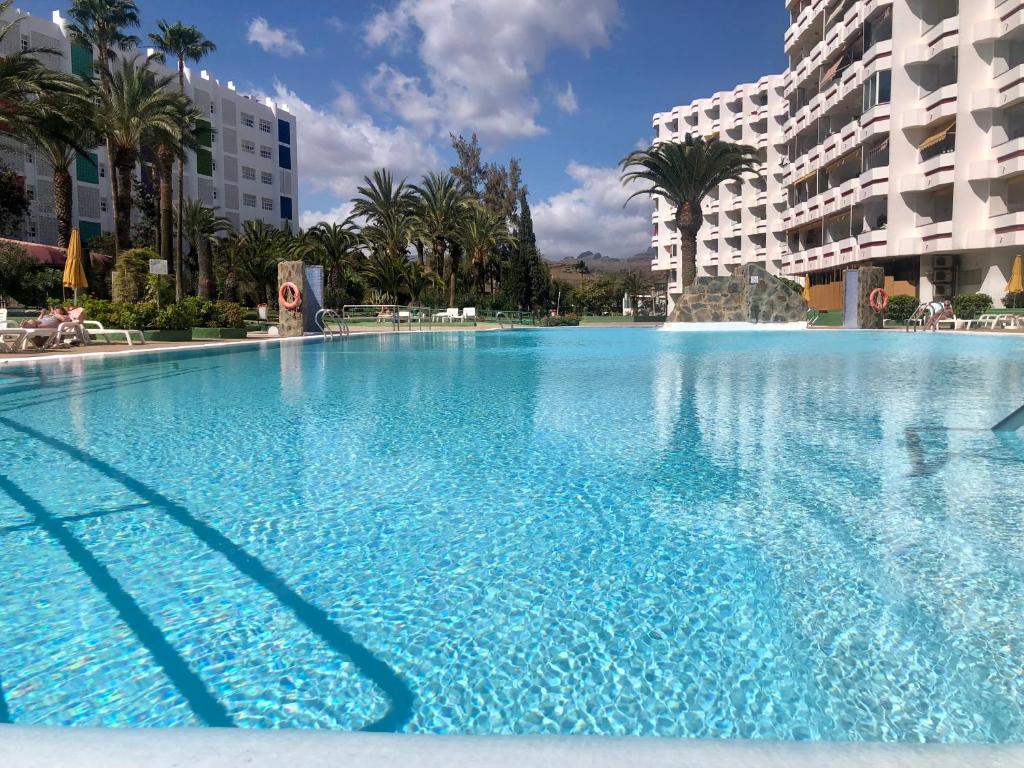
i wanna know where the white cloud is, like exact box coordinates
[247,18,306,57]
[300,201,356,230]
[532,162,651,262]
[554,81,579,114]
[258,82,440,221]
[364,0,619,141]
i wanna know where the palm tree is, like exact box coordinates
[404,261,440,305]
[148,21,217,301]
[180,199,230,298]
[620,136,760,288]
[96,56,196,251]
[232,220,286,305]
[365,251,409,303]
[410,172,467,305]
[26,99,101,247]
[460,206,511,294]
[363,210,411,262]
[304,221,362,304]
[0,2,83,138]
[353,169,415,225]
[66,0,140,257]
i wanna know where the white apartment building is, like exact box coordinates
[654,0,1024,310]
[0,7,298,249]
[651,75,788,299]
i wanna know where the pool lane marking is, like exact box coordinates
[0,418,415,732]
[0,473,234,727]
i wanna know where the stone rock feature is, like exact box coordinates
[668,264,808,324]
[849,266,884,330]
[277,260,305,338]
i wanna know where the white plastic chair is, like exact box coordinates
[460,307,477,324]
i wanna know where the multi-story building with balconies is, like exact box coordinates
[651,76,787,301]
[0,7,298,249]
[654,1,1024,311]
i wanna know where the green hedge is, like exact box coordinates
[1005,291,1024,309]
[886,294,919,323]
[540,314,580,327]
[952,293,993,320]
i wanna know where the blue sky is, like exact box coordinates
[20,0,787,259]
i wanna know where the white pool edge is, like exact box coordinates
[659,322,809,332]
[3,726,1023,768]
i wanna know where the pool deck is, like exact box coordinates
[3,727,1024,768]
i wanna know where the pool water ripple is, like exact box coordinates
[1,329,1023,741]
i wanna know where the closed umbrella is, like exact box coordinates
[1007,254,1023,294]
[802,280,811,304]
[62,228,88,305]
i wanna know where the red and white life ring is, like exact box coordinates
[869,288,889,313]
[279,282,302,311]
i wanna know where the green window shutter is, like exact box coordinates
[78,220,102,244]
[71,44,93,78]
[196,148,213,177]
[195,119,213,148]
[76,152,99,184]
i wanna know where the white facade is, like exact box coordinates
[653,0,1024,309]
[651,75,787,298]
[0,7,298,248]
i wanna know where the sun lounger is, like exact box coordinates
[459,307,477,324]
[0,328,28,353]
[81,320,144,346]
[434,308,459,322]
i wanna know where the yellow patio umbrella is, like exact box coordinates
[1007,254,1024,294]
[62,228,88,305]
[802,280,811,304]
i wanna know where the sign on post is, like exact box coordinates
[149,259,169,275]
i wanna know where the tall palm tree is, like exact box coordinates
[148,21,217,301]
[410,172,467,305]
[180,199,230,298]
[353,169,415,225]
[620,136,760,288]
[363,210,411,262]
[0,2,83,138]
[365,251,409,304]
[26,99,101,247]
[232,220,286,305]
[460,206,511,294]
[66,0,140,258]
[96,56,196,251]
[304,220,362,304]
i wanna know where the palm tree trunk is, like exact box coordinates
[53,166,72,248]
[676,201,703,288]
[114,164,134,251]
[176,57,186,302]
[414,240,425,266]
[156,146,174,269]
[197,240,213,299]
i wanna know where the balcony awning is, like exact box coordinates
[705,131,720,140]
[790,169,818,186]
[868,137,889,156]
[820,58,844,86]
[825,148,859,172]
[918,119,956,151]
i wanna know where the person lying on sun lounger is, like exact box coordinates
[21,307,72,348]
[923,300,954,331]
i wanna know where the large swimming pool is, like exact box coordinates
[1,328,1023,741]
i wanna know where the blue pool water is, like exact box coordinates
[1,328,1024,741]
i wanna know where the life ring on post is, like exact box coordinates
[279,281,302,311]
[869,288,889,313]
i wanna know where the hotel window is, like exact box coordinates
[261,171,273,185]
[243,193,257,208]
[27,220,37,238]
[101,199,107,212]
[259,118,272,134]
[241,113,255,128]
[242,166,256,180]
[261,197,274,211]
[210,103,216,115]
[863,70,891,112]
[260,145,273,160]
[242,140,256,154]
[100,165,105,178]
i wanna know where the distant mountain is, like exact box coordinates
[549,247,660,285]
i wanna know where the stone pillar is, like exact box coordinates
[277,260,305,337]
[848,266,885,330]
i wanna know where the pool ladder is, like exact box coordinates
[315,309,349,340]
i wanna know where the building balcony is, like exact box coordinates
[820,120,862,166]
[858,229,888,260]
[905,18,959,67]
[986,209,1024,249]
[821,178,859,218]
[823,1,864,59]
[901,149,956,193]
[902,84,958,130]
[973,3,1024,45]
[972,137,1024,182]
[974,64,1024,113]
[862,39,893,78]
[859,165,890,201]
[785,0,827,55]
[861,102,891,141]
[704,197,719,214]
[751,190,768,207]
[901,220,953,255]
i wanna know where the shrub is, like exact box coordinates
[111,248,156,303]
[153,301,199,330]
[540,313,580,327]
[779,277,804,295]
[1004,291,1024,309]
[951,293,993,320]
[80,298,158,330]
[211,300,246,328]
[886,294,919,323]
